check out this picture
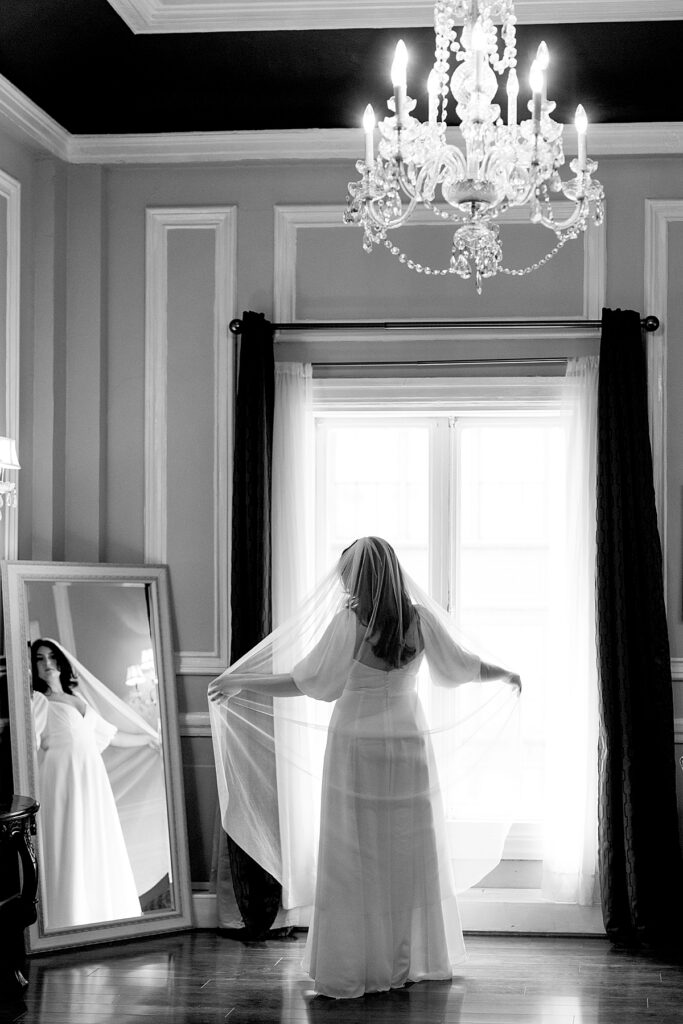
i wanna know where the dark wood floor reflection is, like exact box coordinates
[2,930,683,1023]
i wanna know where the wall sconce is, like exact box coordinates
[124,664,147,689]
[0,436,20,519]
[125,656,158,710]
[140,647,157,684]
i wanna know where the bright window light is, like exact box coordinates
[315,412,567,828]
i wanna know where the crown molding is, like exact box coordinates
[106,0,683,33]
[589,122,683,155]
[68,128,359,163]
[0,73,69,161]
[67,123,683,164]
[0,68,681,165]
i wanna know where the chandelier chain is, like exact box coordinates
[381,225,574,278]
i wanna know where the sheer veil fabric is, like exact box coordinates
[209,537,521,997]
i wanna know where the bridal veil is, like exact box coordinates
[209,537,521,911]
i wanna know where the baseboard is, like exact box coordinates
[192,891,218,929]
[458,888,605,934]
[191,889,605,936]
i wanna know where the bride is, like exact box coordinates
[209,536,520,999]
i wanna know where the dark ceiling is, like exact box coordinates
[0,0,678,134]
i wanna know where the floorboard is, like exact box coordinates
[1,931,682,1023]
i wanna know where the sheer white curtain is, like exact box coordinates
[541,356,599,904]
[273,362,314,627]
[272,361,321,925]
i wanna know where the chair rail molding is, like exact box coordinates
[145,206,236,674]
[179,712,212,738]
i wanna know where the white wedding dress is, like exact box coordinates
[292,606,479,999]
[33,692,143,929]
[210,538,520,1001]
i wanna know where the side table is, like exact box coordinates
[0,795,39,997]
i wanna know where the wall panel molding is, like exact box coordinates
[0,169,21,560]
[644,200,683,601]
[145,207,236,674]
[274,202,605,343]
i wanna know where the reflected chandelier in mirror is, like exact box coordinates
[1,561,193,951]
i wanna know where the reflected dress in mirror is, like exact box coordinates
[32,641,148,929]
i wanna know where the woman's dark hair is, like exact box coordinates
[30,639,78,695]
[341,537,419,669]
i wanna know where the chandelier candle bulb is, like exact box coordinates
[362,104,375,166]
[391,40,408,126]
[506,67,519,125]
[529,60,543,129]
[575,104,588,170]
[536,41,549,104]
[470,19,486,92]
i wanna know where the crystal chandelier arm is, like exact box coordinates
[365,191,420,232]
[531,169,603,231]
[530,199,587,232]
[413,147,468,205]
[539,210,590,232]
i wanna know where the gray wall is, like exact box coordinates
[6,138,683,882]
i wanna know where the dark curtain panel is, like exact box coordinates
[226,310,281,939]
[596,307,683,948]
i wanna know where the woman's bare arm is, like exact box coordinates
[479,661,522,690]
[208,672,301,702]
[110,731,159,748]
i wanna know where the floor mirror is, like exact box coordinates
[1,561,193,950]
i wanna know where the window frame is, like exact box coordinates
[312,375,568,864]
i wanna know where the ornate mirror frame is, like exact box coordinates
[1,560,194,951]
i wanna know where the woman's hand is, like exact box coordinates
[147,727,162,750]
[479,662,521,692]
[208,675,243,703]
[112,730,159,748]
[208,672,299,700]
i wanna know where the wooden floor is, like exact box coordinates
[2,930,683,1023]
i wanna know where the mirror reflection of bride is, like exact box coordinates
[31,639,157,929]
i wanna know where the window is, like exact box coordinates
[313,378,567,847]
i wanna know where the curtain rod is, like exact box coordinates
[229,316,660,335]
[313,356,568,370]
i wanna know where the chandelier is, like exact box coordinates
[344,0,604,292]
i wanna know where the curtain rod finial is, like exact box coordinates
[643,315,660,332]
[229,318,243,335]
